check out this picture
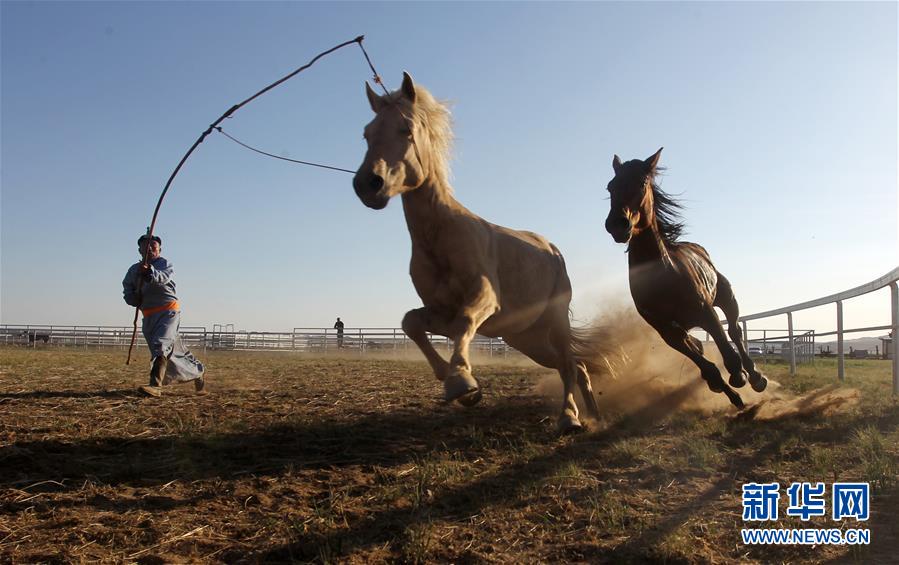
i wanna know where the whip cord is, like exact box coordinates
[127,35,381,364]
[213,127,355,174]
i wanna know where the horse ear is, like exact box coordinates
[401,71,417,103]
[365,81,383,113]
[645,147,663,170]
[612,154,622,172]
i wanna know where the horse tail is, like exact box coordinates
[547,242,624,378]
[570,322,625,381]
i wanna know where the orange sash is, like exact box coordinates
[141,301,180,317]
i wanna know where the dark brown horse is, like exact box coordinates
[604,148,767,408]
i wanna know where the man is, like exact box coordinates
[123,234,206,397]
[334,317,345,348]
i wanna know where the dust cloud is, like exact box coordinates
[318,347,539,367]
[537,305,859,422]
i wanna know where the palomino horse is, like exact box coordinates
[353,72,612,432]
[603,148,767,408]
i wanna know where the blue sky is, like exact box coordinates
[1,1,896,339]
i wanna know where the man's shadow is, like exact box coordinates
[0,389,137,400]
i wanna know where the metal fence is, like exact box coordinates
[737,329,816,365]
[0,325,512,357]
[286,327,511,355]
[0,325,209,350]
[5,266,896,393]
[731,266,898,394]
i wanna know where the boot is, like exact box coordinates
[194,372,208,396]
[139,356,166,397]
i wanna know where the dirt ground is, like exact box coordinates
[1,346,897,563]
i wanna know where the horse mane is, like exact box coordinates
[648,168,686,242]
[383,85,454,186]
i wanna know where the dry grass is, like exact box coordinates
[0,346,897,563]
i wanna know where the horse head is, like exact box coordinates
[353,72,452,209]
[604,147,663,243]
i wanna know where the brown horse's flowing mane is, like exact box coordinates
[648,168,686,243]
[606,149,770,409]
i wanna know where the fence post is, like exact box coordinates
[891,282,898,396]
[741,320,748,352]
[836,300,844,382]
[787,312,796,376]
[811,330,816,367]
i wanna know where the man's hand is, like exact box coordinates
[140,263,152,280]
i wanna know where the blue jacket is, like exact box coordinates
[123,257,178,309]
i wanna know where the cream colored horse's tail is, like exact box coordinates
[549,244,624,379]
[570,323,625,381]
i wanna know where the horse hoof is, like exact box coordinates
[729,370,748,389]
[456,388,483,407]
[444,372,480,405]
[750,375,768,393]
[558,414,583,434]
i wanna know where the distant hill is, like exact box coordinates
[814,336,890,354]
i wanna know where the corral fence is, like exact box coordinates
[0,326,210,350]
[734,329,817,365]
[0,325,513,357]
[286,327,511,356]
[4,268,895,394]
[730,266,899,395]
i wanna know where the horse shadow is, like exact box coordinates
[4,380,893,561]
[254,384,898,562]
[251,382,737,561]
[1,381,698,521]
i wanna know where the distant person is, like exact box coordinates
[123,234,206,397]
[334,317,345,348]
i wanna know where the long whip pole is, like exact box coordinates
[127,35,379,364]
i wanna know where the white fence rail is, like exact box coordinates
[0,325,513,356]
[5,267,896,394]
[731,266,898,395]
[0,325,209,349]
